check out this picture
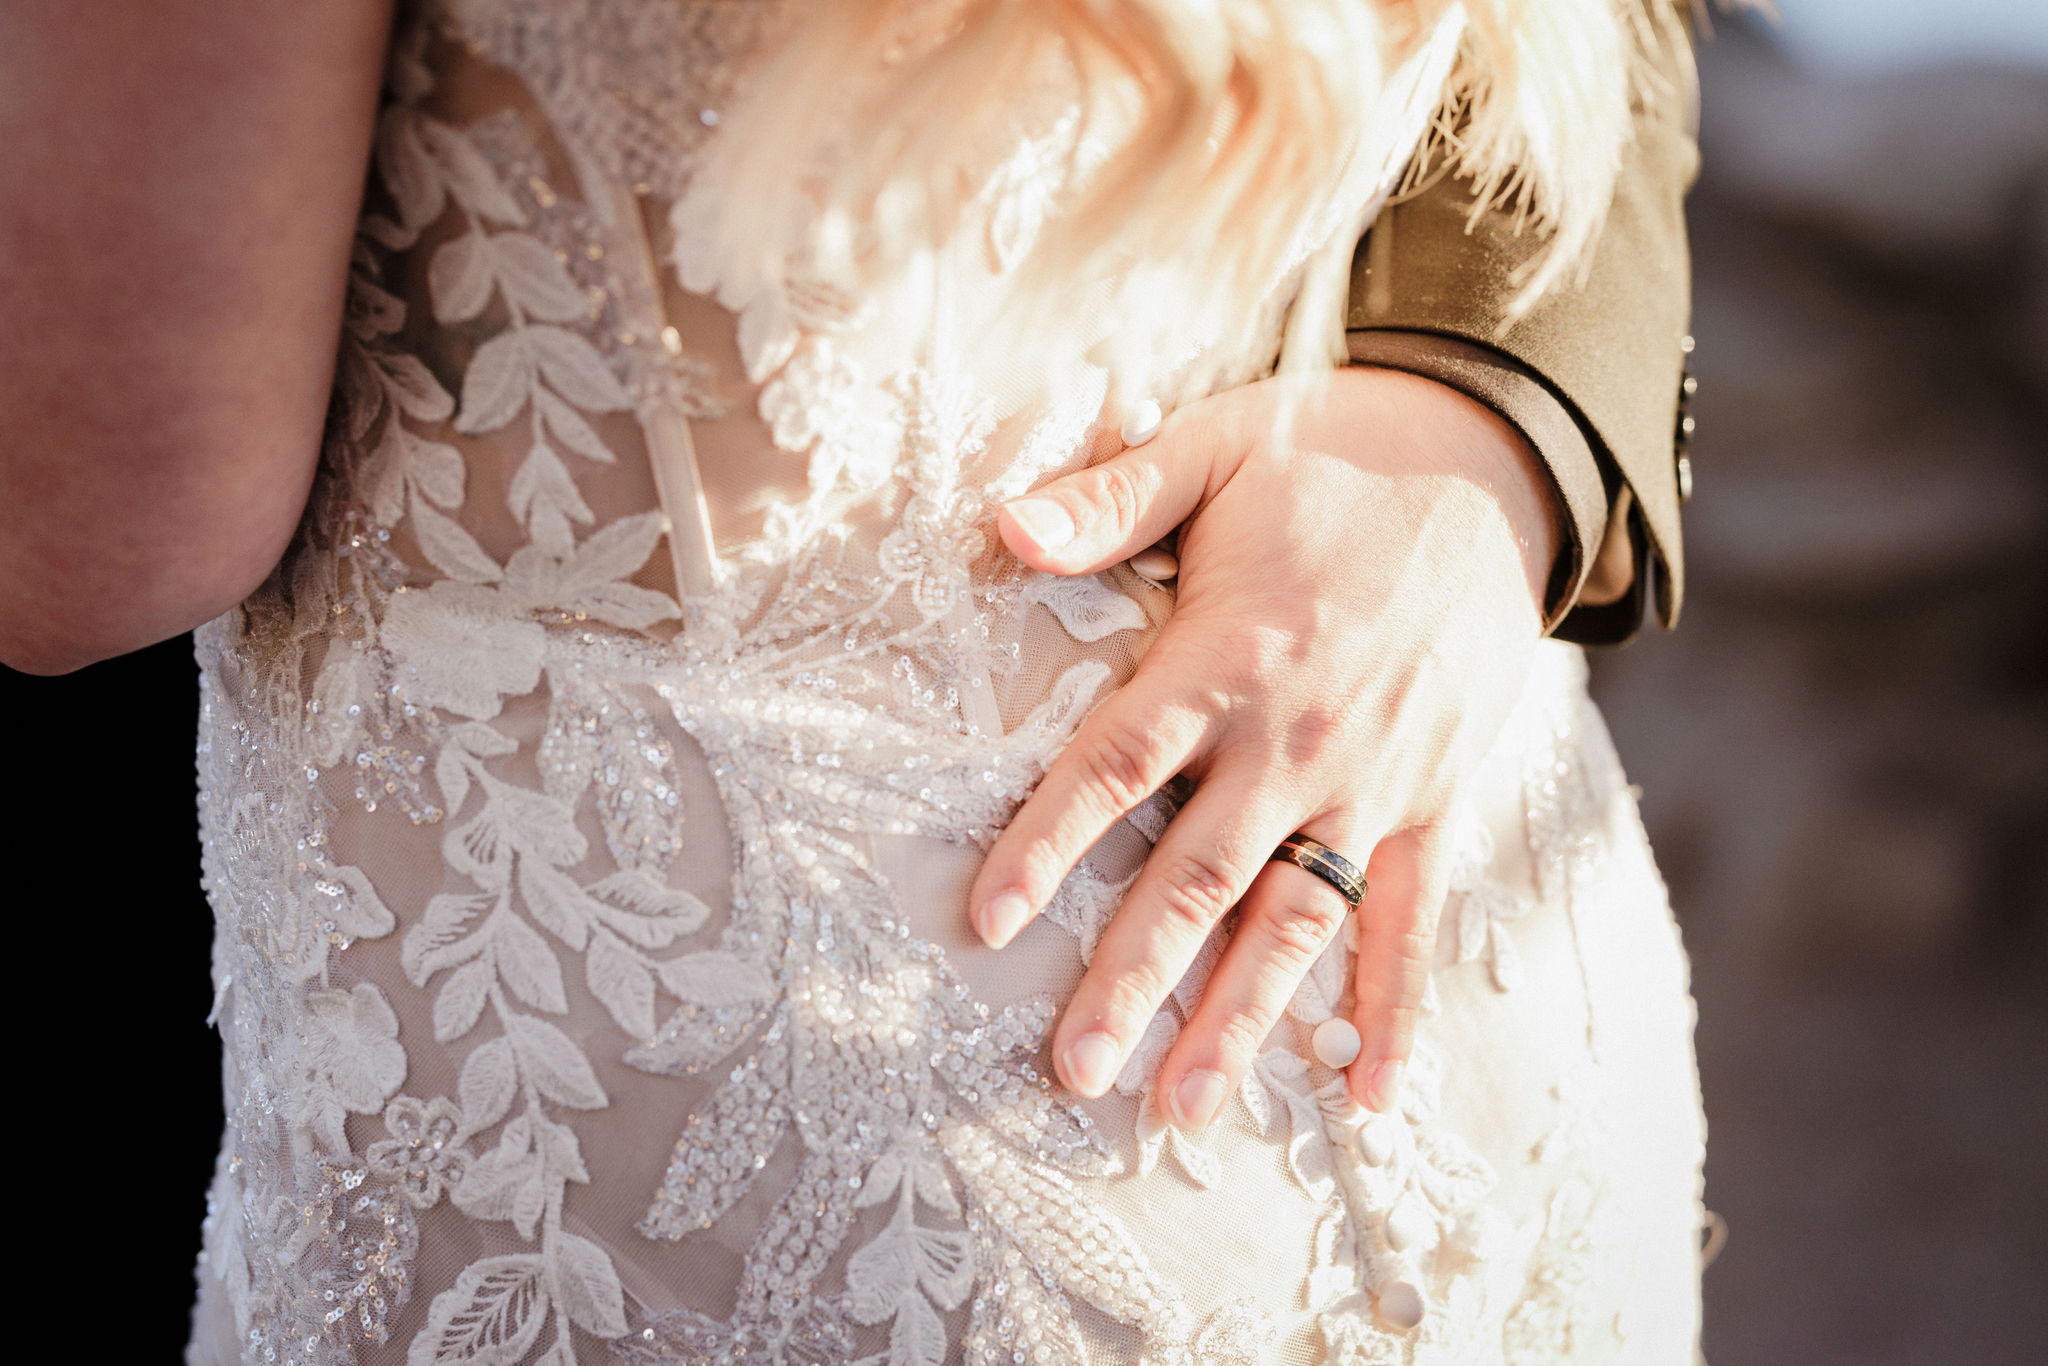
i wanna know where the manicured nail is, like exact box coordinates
[1363,1059,1404,1115]
[1168,1069,1228,1131]
[1120,397,1163,446]
[976,891,1034,948]
[1062,1031,1121,1097]
[1005,498,1076,552]
[1311,1017,1363,1069]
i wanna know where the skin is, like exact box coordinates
[0,2,1558,1133]
[0,1,393,675]
[973,368,1559,1124]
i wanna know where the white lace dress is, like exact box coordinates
[186,4,1708,1364]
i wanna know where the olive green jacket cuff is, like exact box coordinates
[1345,6,1699,644]
[1344,329,1612,638]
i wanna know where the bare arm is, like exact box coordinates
[0,1,393,674]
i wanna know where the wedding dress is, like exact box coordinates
[186,4,1707,1364]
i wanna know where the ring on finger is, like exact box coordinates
[1270,834,1368,907]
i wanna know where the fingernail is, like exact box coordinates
[976,891,1034,948]
[1311,1017,1363,1069]
[1168,1069,1228,1131]
[1128,545,1178,582]
[1120,397,1163,446]
[1062,1031,1121,1097]
[1005,498,1076,552]
[1363,1059,1405,1115]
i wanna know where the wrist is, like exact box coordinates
[1327,366,1562,617]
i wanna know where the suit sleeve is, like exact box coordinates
[1345,4,1699,643]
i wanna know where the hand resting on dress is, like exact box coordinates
[968,366,1560,1126]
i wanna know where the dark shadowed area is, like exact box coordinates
[1590,15,2048,1365]
[11,634,220,1347]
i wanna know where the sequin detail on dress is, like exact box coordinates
[187,5,1706,1365]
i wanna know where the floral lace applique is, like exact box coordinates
[1499,1063,1631,1365]
[1446,819,1535,993]
[1442,646,1626,1001]
[192,8,1688,1366]
[444,0,782,204]
[202,11,1240,1363]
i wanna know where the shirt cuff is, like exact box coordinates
[1344,328,1611,635]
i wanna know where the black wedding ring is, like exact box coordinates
[1270,835,1368,907]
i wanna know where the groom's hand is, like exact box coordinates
[969,367,1558,1125]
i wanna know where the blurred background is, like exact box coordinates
[1588,2,2048,1361]
[7,2,2046,1360]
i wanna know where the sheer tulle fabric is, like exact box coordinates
[186,6,1704,1365]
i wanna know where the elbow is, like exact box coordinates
[0,593,144,672]
[0,610,215,675]
[1,420,318,676]
[0,634,116,677]
[0,574,258,676]
[0,522,299,677]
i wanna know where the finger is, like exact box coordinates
[1154,813,1371,1130]
[967,650,1211,949]
[997,399,1255,575]
[1050,771,1295,1098]
[1346,823,1454,1113]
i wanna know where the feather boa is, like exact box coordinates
[675,0,1698,402]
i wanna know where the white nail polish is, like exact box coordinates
[1312,1017,1362,1069]
[1005,498,1076,552]
[1120,398,1162,446]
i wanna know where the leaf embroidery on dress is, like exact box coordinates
[1024,571,1148,643]
[191,8,1655,1365]
[845,1145,976,1366]
[301,984,409,1152]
